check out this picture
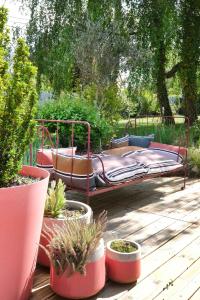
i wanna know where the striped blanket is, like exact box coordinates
[122,149,184,174]
[92,155,148,187]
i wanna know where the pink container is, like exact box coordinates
[0,166,49,300]
[50,238,105,299]
[38,200,92,267]
[106,240,141,283]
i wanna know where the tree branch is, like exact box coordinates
[165,62,182,78]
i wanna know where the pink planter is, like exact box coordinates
[0,166,49,300]
[50,238,105,299]
[106,240,141,283]
[38,200,92,267]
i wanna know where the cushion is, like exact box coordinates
[129,134,154,148]
[102,146,144,157]
[149,142,187,157]
[111,135,129,148]
[36,147,77,171]
[52,152,96,191]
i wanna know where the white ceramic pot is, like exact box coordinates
[38,200,93,267]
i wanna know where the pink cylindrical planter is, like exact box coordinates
[50,238,105,299]
[106,240,141,283]
[0,166,49,300]
[38,200,93,267]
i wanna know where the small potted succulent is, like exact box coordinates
[42,212,107,299]
[106,239,141,283]
[38,179,92,267]
[0,7,49,300]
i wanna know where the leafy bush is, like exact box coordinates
[0,8,37,187]
[188,148,200,177]
[191,120,200,146]
[128,90,159,116]
[82,83,123,122]
[38,95,113,151]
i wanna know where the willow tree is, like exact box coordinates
[131,0,177,120]
[22,0,127,97]
[23,0,84,93]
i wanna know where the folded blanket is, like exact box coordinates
[122,149,183,174]
[92,155,148,186]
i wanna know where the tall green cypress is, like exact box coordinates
[0,7,38,187]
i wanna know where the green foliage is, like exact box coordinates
[110,240,137,253]
[82,83,123,122]
[44,180,66,218]
[188,148,200,177]
[191,120,200,146]
[130,90,159,116]
[42,211,107,276]
[0,7,38,187]
[38,95,113,151]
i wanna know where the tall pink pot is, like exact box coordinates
[0,166,49,300]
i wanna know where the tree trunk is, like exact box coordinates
[155,41,174,124]
[180,64,197,125]
[180,0,199,125]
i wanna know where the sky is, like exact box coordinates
[0,0,30,31]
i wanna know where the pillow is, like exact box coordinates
[128,134,154,148]
[51,152,96,191]
[36,147,77,170]
[102,146,144,157]
[111,135,129,148]
[149,142,187,157]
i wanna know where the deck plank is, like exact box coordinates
[120,231,200,300]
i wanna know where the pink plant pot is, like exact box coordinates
[50,238,105,299]
[38,200,93,267]
[106,240,141,283]
[0,166,49,300]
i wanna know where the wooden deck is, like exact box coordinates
[31,177,200,300]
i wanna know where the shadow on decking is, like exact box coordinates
[32,177,200,300]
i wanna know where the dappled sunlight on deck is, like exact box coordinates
[31,177,200,300]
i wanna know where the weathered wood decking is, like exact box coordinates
[31,177,200,300]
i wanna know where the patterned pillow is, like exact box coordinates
[111,135,129,148]
[36,147,77,171]
[51,152,96,191]
[129,134,154,148]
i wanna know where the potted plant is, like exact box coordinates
[106,239,141,283]
[38,179,93,267]
[42,212,107,299]
[0,8,49,300]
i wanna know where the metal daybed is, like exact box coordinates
[30,116,189,204]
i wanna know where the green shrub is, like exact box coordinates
[191,120,200,146]
[38,95,113,152]
[188,148,200,177]
[0,7,37,187]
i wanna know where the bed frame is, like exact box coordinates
[29,116,189,204]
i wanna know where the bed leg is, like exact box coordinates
[86,195,90,205]
[181,165,187,190]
